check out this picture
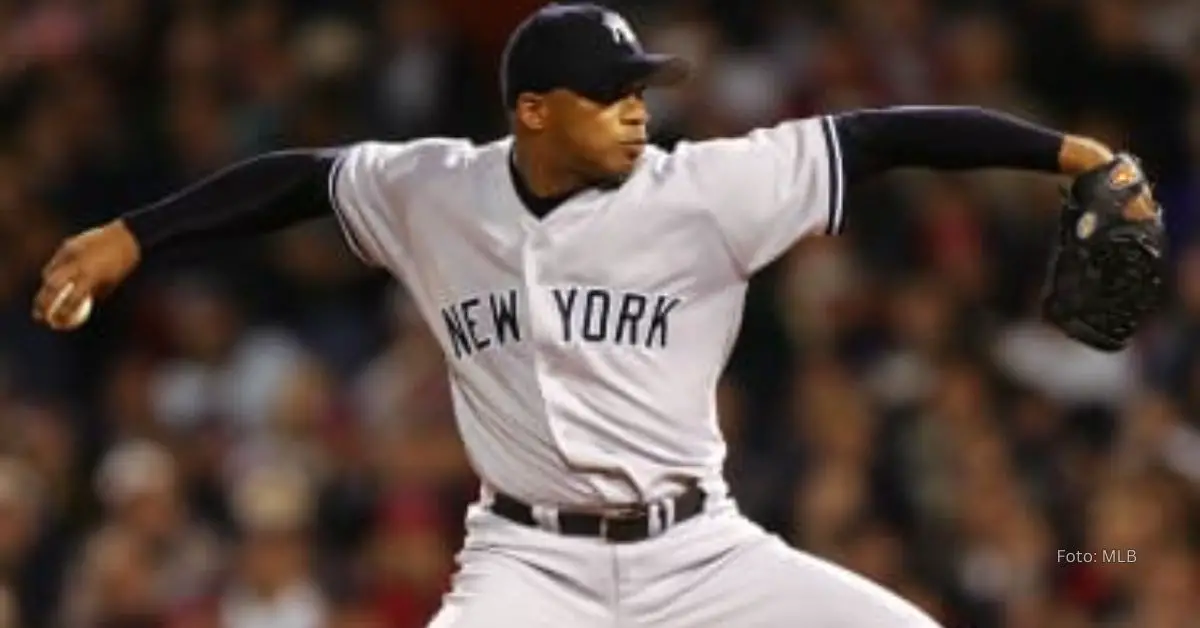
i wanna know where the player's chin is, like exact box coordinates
[605,143,644,175]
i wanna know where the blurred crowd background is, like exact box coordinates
[0,0,1198,626]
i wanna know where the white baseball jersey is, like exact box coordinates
[329,116,845,507]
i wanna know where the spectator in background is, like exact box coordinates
[371,0,492,140]
[1075,0,1191,184]
[866,273,959,412]
[841,0,939,105]
[775,238,865,354]
[220,349,342,496]
[791,456,869,561]
[102,351,168,447]
[937,10,1038,117]
[0,456,65,628]
[62,439,223,620]
[1146,241,1200,400]
[363,494,454,627]
[0,459,37,623]
[211,463,327,628]
[223,0,296,155]
[149,274,315,441]
[354,288,450,433]
[62,527,166,627]
[4,402,80,536]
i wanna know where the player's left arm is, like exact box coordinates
[833,106,1167,351]
[832,106,1157,217]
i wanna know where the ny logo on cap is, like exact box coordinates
[603,12,637,47]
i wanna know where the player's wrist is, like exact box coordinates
[110,218,144,269]
[1059,135,1116,176]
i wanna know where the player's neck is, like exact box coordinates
[511,141,588,199]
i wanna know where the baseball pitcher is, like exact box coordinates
[32,3,1165,626]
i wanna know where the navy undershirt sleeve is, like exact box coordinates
[830,106,1065,186]
[121,149,339,253]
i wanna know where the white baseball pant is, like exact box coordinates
[427,497,942,627]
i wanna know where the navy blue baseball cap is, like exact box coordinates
[500,3,691,109]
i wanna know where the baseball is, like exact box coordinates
[48,283,93,330]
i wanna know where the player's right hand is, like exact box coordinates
[32,220,142,330]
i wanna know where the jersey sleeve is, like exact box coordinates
[327,140,444,269]
[676,116,845,275]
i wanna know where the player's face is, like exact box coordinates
[545,87,650,183]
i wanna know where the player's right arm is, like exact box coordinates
[32,141,431,330]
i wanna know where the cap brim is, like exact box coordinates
[569,53,692,105]
[623,53,691,88]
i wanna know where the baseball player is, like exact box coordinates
[33,3,1164,626]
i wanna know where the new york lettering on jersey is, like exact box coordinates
[551,287,680,348]
[440,289,522,359]
[439,287,681,358]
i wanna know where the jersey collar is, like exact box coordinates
[507,152,581,220]
[506,149,631,221]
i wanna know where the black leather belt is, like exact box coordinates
[489,484,707,543]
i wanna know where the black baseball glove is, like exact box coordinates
[1041,154,1167,352]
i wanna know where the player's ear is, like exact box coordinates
[514,94,550,132]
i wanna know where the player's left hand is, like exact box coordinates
[1040,153,1167,352]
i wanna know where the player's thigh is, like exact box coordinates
[660,535,942,628]
[427,548,610,628]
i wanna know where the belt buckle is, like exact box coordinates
[599,505,646,542]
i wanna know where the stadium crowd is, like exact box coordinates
[0,0,1198,626]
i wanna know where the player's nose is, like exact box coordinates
[620,93,650,127]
